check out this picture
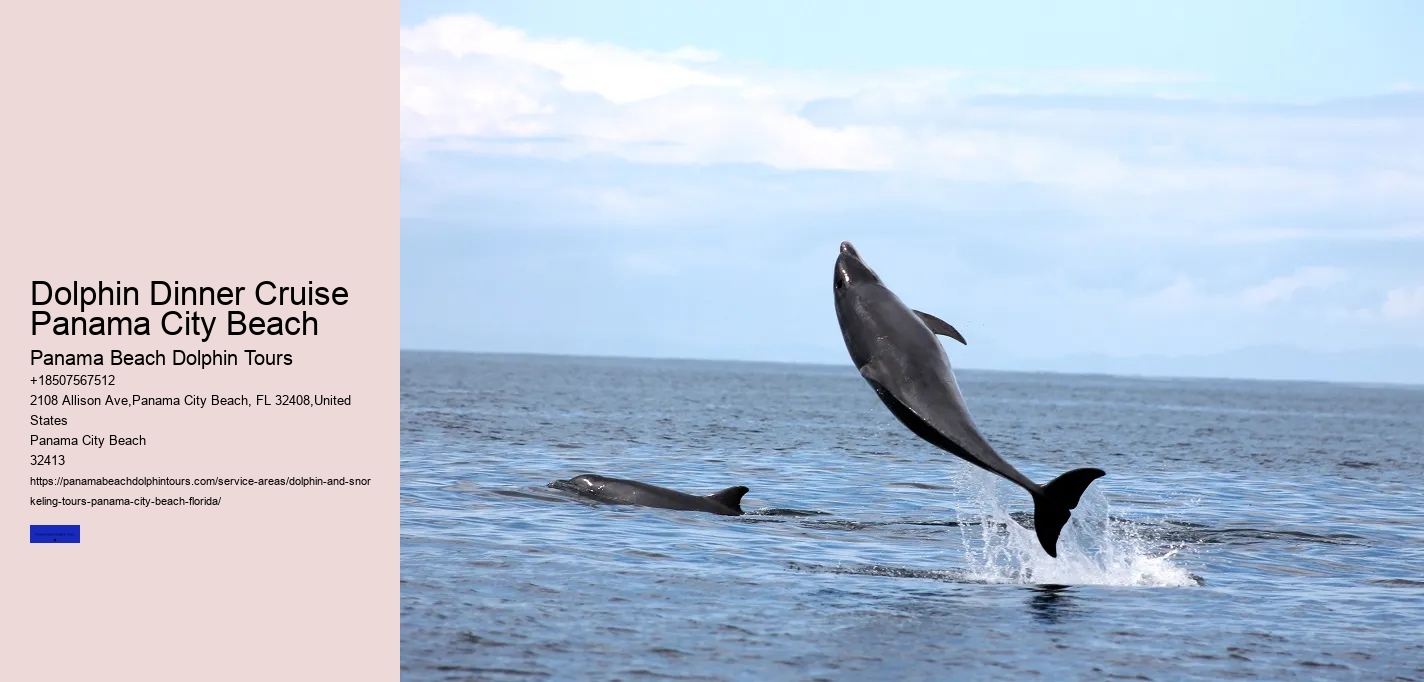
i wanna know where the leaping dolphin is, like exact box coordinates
[549,474,748,516]
[832,241,1104,557]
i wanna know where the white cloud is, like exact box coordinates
[399,15,901,172]
[1130,277,1202,314]
[1208,224,1424,244]
[1240,267,1347,307]
[401,15,739,104]
[1382,285,1424,319]
[1129,267,1349,316]
[398,13,1424,373]
[399,13,1424,233]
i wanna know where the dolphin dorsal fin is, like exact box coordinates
[707,486,748,512]
[913,310,967,345]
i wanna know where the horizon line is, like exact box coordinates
[398,347,1424,390]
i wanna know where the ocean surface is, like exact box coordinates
[400,351,1424,680]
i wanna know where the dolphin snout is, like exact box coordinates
[834,241,881,288]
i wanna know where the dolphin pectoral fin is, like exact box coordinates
[707,486,749,514]
[860,361,943,431]
[858,361,890,385]
[913,310,967,345]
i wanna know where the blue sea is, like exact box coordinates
[400,351,1424,680]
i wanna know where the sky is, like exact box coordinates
[399,1,1424,383]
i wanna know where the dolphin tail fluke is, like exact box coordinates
[1030,468,1106,558]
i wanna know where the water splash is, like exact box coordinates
[951,468,1199,587]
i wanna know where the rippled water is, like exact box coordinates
[400,351,1424,680]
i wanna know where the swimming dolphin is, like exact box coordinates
[832,241,1104,557]
[548,474,748,516]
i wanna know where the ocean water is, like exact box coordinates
[400,351,1424,680]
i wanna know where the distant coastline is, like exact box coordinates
[398,348,1424,389]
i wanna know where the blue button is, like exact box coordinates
[30,525,80,543]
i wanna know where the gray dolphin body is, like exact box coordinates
[832,241,1104,557]
[549,474,748,516]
